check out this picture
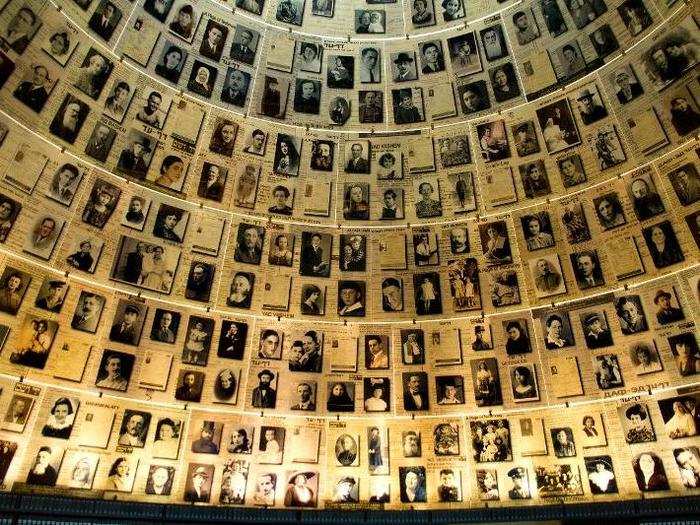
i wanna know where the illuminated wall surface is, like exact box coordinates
[0,0,696,513]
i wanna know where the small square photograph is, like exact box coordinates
[411,0,435,27]
[2,394,34,432]
[607,65,644,105]
[150,308,181,344]
[476,119,510,162]
[337,280,366,317]
[293,78,321,115]
[174,369,205,402]
[35,277,68,313]
[617,403,656,444]
[0,193,21,242]
[413,272,442,315]
[402,371,430,411]
[327,55,354,89]
[227,426,254,454]
[365,335,390,369]
[26,445,63,487]
[391,51,418,82]
[310,140,334,171]
[151,417,182,459]
[283,471,318,508]
[379,188,405,220]
[235,0,263,15]
[580,309,614,349]
[457,80,491,114]
[614,295,648,334]
[413,231,439,266]
[570,249,605,290]
[0,266,31,315]
[258,328,282,360]
[480,25,508,62]
[268,232,295,267]
[585,455,618,494]
[447,172,476,213]
[191,420,223,454]
[61,451,99,489]
[273,133,302,176]
[289,381,316,411]
[276,0,305,26]
[574,84,608,126]
[470,419,512,461]
[413,178,442,218]
[187,60,218,99]
[511,8,540,45]
[441,0,465,21]
[181,315,214,366]
[267,184,294,216]
[73,48,113,100]
[434,422,460,455]
[447,32,482,77]
[233,223,265,265]
[345,140,370,173]
[197,162,227,202]
[392,87,425,125]
[115,130,156,179]
[259,75,291,119]
[503,318,532,355]
[674,447,700,488]
[447,258,481,311]
[8,315,58,369]
[259,427,286,464]
[550,40,587,82]
[334,433,358,465]
[510,364,539,402]
[88,0,122,41]
[229,25,259,66]
[342,184,370,221]
[469,323,492,351]
[355,10,385,34]
[339,234,367,271]
[541,311,575,349]
[535,98,580,154]
[298,41,322,73]
[402,430,422,457]
[593,354,624,390]
[49,94,90,145]
[399,466,427,503]
[359,90,384,123]
[521,212,555,251]
[529,254,567,299]
[436,376,464,405]
[667,163,700,206]
[232,163,260,209]
[135,89,171,129]
[183,463,214,502]
[470,357,502,406]
[12,61,58,113]
[512,121,540,158]
[220,68,251,108]
[209,118,239,157]
[477,469,499,500]
[668,332,700,377]
[558,154,587,188]
[109,299,147,346]
[632,452,670,492]
[587,125,626,170]
[618,0,652,36]
[580,413,608,448]
[364,377,390,412]
[84,123,116,163]
[217,320,248,360]
[437,135,471,167]
[438,468,462,502]
[479,220,512,266]
[519,160,551,199]
[560,203,591,243]
[70,291,106,333]
[658,394,700,439]
[642,220,685,269]
[95,349,134,391]
[627,173,665,221]
[489,270,521,308]
[154,41,188,84]
[41,25,79,66]
[118,409,151,447]
[82,178,121,229]
[629,341,663,375]
[590,25,619,59]
[419,41,445,74]
[551,427,576,457]
[145,464,176,495]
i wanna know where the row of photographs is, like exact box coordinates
[2,0,693,138]
[0,141,697,319]
[0,13,697,228]
[0,251,696,411]
[0,380,698,506]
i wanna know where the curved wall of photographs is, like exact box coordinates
[0,0,696,514]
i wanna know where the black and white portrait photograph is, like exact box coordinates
[115,130,156,179]
[174,369,204,402]
[365,335,390,369]
[88,0,122,41]
[570,249,605,290]
[535,464,583,497]
[74,48,113,100]
[561,202,591,243]
[8,315,57,369]
[471,357,502,406]
[339,234,367,271]
[110,236,181,294]
[510,364,539,402]
[199,19,228,61]
[591,25,620,58]
[150,308,181,344]
[502,319,532,356]
[519,160,551,199]
[535,98,580,154]
[392,87,425,125]
[327,382,355,412]
[187,60,217,99]
[447,32,482,77]
[477,469,499,500]
[337,280,365,317]
[215,368,240,402]
[41,26,79,66]
[277,0,305,25]
[327,55,354,89]
[480,25,508,62]
[399,466,426,503]
[49,94,90,144]
[419,41,445,74]
[359,90,383,124]
[95,349,135,391]
[674,447,700,488]
[12,61,57,113]
[355,10,385,34]
[490,63,520,102]
[273,133,301,176]
[593,354,624,390]
[642,220,684,269]
[411,0,435,27]
[580,310,613,349]
[154,42,187,84]
[479,220,512,266]
[364,377,390,412]
[629,341,663,375]
[233,223,264,265]
[477,119,510,162]
[413,272,442,315]
[300,231,332,277]
[587,125,626,170]
[436,376,464,405]
[641,17,698,91]
[551,427,576,458]
[109,299,147,346]
[391,52,418,82]
[511,8,540,45]
[529,254,567,298]
[82,179,121,229]
[403,372,429,411]
[627,173,665,221]
[220,68,251,108]
[585,455,618,494]
[541,311,575,349]
[470,419,512,462]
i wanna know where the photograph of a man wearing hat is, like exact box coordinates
[117,133,152,178]
[654,289,684,324]
[191,421,220,454]
[392,52,418,82]
[35,279,67,312]
[184,463,212,502]
[109,301,143,345]
[582,311,613,349]
[252,369,277,408]
[576,86,608,125]
[332,476,358,502]
[507,467,530,499]
[471,325,491,351]
[612,67,643,104]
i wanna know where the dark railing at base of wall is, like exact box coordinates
[0,492,699,524]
